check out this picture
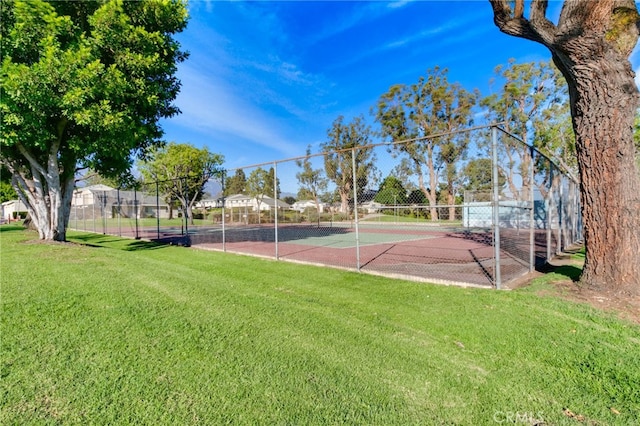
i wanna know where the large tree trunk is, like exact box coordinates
[10,170,74,241]
[560,55,640,291]
[340,190,350,215]
[447,190,456,221]
[414,156,439,221]
[489,0,640,294]
[7,141,75,241]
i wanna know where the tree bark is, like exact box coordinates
[489,0,640,293]
[562,54,640,291]
[6,138,76,241]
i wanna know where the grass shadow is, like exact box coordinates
[539,263,583,282]
[122,240,169,251]
[0,224,25,233]
[68,232,169,251]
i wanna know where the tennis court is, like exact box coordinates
[68,125,582,288]
[166,222,519,287]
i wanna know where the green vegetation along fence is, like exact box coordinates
[69,125,582,288]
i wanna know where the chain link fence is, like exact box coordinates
[69,125,582,288]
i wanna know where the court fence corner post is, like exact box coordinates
[529,145,535,273]
[134,186,140,240]
[491,125,501,289]
[274,161,279,260]
[352,147,361,272]
[221,170,226,252]
[156,180,160,240]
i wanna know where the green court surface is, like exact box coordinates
[283,229,439,248]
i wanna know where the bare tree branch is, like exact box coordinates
[514,0,524,19]
[489,0,556,46]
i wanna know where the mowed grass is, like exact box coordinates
[1,226,638,425]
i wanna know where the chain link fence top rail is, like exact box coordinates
[69,124,583,288]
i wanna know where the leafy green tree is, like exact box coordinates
[224,169,247,196]
[0,0,188,240]
[0,167,18,203]
[481,59,565,199]
[489,0,640,292]
[265,167,281,200]
[534,93,577,176]
[296,146,328,212]
[460,158,507,202]
[139,142,224,225]
[374,175,407,205]
[246,167,270,223]
[80,169,138,190]
[321,115,376,214]
[375,67,476,221]
[407,189,427,204]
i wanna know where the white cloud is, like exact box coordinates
[387,1,413,10]
[172,64,303,157]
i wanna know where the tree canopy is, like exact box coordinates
[321,115,376,214]
[138,142,223,225]
[0,0,188,240]
[374,67,476,220]
[296,146,329,211]
[224,169,247,196]
[374,175,408,205]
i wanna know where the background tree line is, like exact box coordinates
[2,0,638,291]
[288,60,575,220]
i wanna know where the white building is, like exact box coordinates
[1,199,28,222]
[223,193,290,211]
[71,184,170,219]
[290,199,326,213]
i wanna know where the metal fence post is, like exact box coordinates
[221,170,226,252]
[557,175,563,255]
[274,161,279,260]
[183,176,189,238]
[546,166,553,261]
[529,146,535,273]
[491,126,501,289]
[117,188,121,237]
[102,190,107,234]
[352,148,361,271]
[92,192,96,233]
[134,186,140,239]
[156,180,160,240]
[74,192,78,231]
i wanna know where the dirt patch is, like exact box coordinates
[521,249,640,325]
[23,239,79,246]
[540,279,640,325]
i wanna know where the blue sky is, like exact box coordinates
[160,0,640,174]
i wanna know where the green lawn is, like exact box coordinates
[361,214,462,226]
[1,226,638,425]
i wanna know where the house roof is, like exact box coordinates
[224,193,290,208]
[261,197,291,208]
[226,193,251,201]
[1,199,28,209]
[78,184,117,192]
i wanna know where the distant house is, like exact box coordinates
[223,193,290,211]
[360,200,384,214]
[71,184,170,219]
[195,198,224,209]
[1,199,28,222]
[291,199,326,213]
